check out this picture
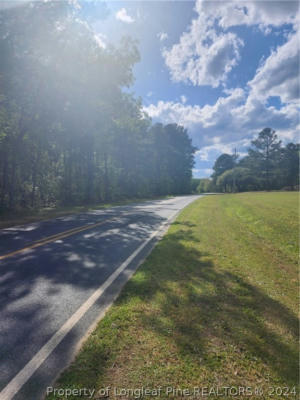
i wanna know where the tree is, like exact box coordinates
[217,167,261,193]
[209,128,298,193]
[197,179,212,193]
[147,123,195,195]
[248,128,282,190]
[216,169,234,193]
[280,143,299,190]
[212,154,236,183]
[0,1,196,210]
[191,178,200,193]
[0,1,147,209]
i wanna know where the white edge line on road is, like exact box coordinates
[0,213,176,400]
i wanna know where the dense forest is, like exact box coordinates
[196,128,299,193]
[0,1,195,211]
[0,2,298,214]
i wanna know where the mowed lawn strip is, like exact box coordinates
[47,192,299,400]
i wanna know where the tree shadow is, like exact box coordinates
[0,208,167,395]
[0,200,298,396]
[117,226,299,387]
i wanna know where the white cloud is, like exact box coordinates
[144,88,299,151]
[115,8,134,24]
[163,18,243,88]
[147,91,153,97]
[145,88,246,139]
[198,0,299,30]
[93,33,106,49]
[180,95,187,104]
[162,0,299,88]
[157,31,168,41]
[193,168,213,178]
[195,139,251,162]
[248,30,299,104]
[152,1,299,177]
[153,1,299,153]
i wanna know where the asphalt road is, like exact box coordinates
[0,195,202,400]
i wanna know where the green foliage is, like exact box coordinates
[191,178,201,193]
[148,123,196,195]
[213,128,299,193]
[196,178,214,193]
[0,2,195,211]
[247,128,282,190]
[212,153,236,182]
[280,143,300,190]
[217,167,261,193]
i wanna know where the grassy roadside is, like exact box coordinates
[47,192,299,400]
[0,196,171,230]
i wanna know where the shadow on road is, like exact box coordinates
[0,207,167,394]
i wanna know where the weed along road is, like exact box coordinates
[0,196,202,400]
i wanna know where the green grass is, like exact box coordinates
[46,192,299,400]
[0,196,171,229]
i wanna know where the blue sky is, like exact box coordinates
[91,0,299,178]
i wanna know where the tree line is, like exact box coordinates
[0,2,195,211]
[197,128,299,193]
